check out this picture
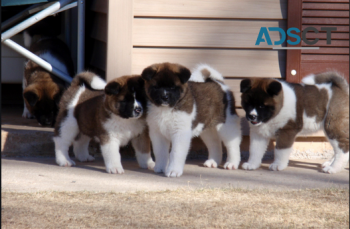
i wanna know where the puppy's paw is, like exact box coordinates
[147,160,156,170]
[322,165,342,174]
[322,160,333,168]
[22,109,34,119]
[106,165,124,174]
[269,162,288,171]
[165,164,183,178]
[154,162,167,173]
[223,161,239,170]
[76,154,95,162]
[138,158,155,170]
[203,159,218,168]
[242,162,260,170]
[56,157,76,167]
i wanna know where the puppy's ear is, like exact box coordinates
[23,91,39,107]
[105,82,120,95]
[177,67,191,84]
[267,81,282,96]
[141,65,158,81]
[240,79,251,93]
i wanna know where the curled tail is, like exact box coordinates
[71,71,106,90]
[302,72,349,95]
[190,64,230,92]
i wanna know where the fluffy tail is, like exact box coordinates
[71,71,106,90]
[190,64,225,83]
[302,72,349,95]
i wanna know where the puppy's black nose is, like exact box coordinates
[134,107,142,114]
[161,94,169,101]
[247,114,257,121]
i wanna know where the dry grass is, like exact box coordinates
[1,188,349,229]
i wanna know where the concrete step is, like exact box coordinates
[1,106,334,160]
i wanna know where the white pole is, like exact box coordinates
[1,0,72,41]
[3,39,72,83]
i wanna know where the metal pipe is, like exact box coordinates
[77,0,85,72]
[3,39,72,83]
[1,0,73,41]
[51,2,77,16]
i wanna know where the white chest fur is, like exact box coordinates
[102,113,146,146]
[146,103,197,140]
[253,81,297,138]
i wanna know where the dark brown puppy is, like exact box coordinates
[22,37,74,126]
[240,72,349,173]
[53,72,155,174]
[142,63,242,177]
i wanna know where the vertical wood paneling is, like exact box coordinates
[286,0,302,83]
[106,0,133,81]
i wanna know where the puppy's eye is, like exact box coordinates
[170,86,175,90]
[258,105,265,109]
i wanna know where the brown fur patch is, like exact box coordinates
[143,63,237,130]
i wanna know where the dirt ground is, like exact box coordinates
[2,188,348,229]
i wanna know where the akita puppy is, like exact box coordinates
[53,72,155,174]
[141,63,242,177]
[240,72,349,173]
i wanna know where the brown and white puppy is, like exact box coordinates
[22,37,74,126]
[142,63,242,177]
[240,72,349,173]
[53,72,155,174]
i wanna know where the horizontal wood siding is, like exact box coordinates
[130,0,287,112]
[300,0,349,79]
[133,19,286,48]
[134,0,287,19]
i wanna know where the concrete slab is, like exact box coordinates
[2,157,348,193]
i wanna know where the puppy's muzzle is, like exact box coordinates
[247,114,257,122]
[134,107,142,115]
[161,94,169,102]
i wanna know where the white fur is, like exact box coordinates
[201,128,223,168]
[53,86,86,167]
[243,81,297,171]
[253,81,297,138]
[190,64,230,92]
[244,78,347,173]
[323,139,349,174]
[54,85,154,173]
[301,74,316,85]
[39,51,69,75]
[269,147,293,171]
[190,64,224,82]
[242,130,270,170]
[73,134,95,162]
[250,109,258,116]
[192,123,204,137]
[147,103,196,177]
[22,77,35,119]
[90,76,107,90]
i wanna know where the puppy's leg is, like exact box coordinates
[149,128,170,173]
[323,139,349,174]
[200,128,222,168]
[166,131,192,178]
[100,138,124,174]
[22,77,34,119]
[218,115,242,170]
[269,130,297,171]
[242,130,269,170]
[53,116,79,167]
[131,130,155,170]
[73,134,95,162]
[269,147,293,171]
